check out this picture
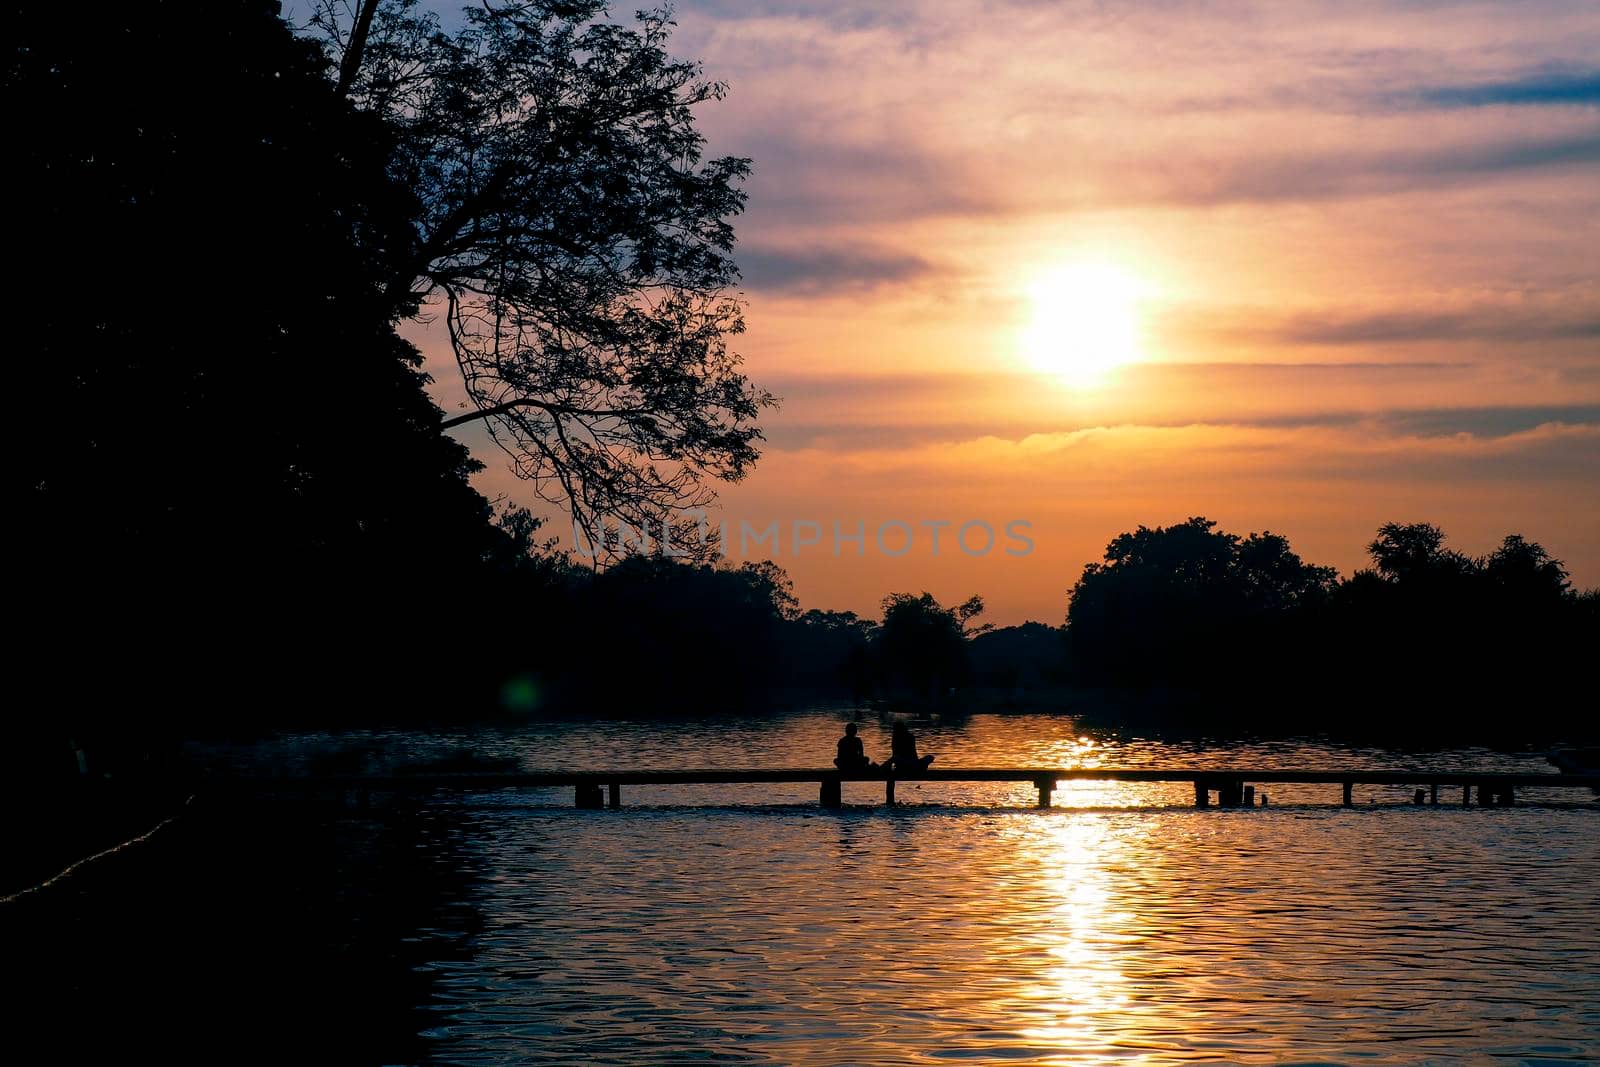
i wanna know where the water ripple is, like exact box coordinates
[218,712,1599,1063]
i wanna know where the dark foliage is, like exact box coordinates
[312,0,772,556]
[1066,518,1338,688]
[12,0,512,744]
[12,0,772,763]
[872,592,990,701]
[970,623,1068,691]
[1064,518,1596,735]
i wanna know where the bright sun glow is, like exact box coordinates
[1021,261,1148,385]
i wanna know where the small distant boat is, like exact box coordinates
[1547,747,1600,775]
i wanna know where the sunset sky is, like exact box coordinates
[414,0,1600,625]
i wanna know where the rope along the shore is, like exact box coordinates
[0,795,195,905]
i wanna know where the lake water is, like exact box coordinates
[212,709,1600,1064]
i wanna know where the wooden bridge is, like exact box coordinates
[261,767,1600,810]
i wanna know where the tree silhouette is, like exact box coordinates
[1366,522,1476,585]
[876,592,987,701]
[970,622,1067,691]
[736,560,802,621]
[1235,532,1340,611]
[1483,534,1571,603]
[541,555,803,708]
[953,594,996,637]
[1061,517,1595,735]
[310,0,773,558]
[14,0,514,734]
[1066,518,1337,685]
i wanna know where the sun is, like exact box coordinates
[1020,261,1147,385]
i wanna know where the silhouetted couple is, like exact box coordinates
[834,721,935,775]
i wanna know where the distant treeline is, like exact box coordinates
[451,517,1597,739]
[1058,518,1597,734]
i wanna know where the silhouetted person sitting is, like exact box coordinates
[887,721,935,776]
[835,723,874,772]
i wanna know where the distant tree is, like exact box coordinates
[1482,534,1570,602]
[969,622,1066,690]
[735,560,801,622]
[1066,518,1337,684]
[876,592,983,700]
[796,610,878,644]
[309,0,773,557]
[1366,522,1476,584]
[787,610,878,696]
[1094,516,1239,586]
[548,556,802,708]
[1059,517,1593,733]
[1235,532,1339,611]
[953,594,996,637]
[1319,522,1594,731]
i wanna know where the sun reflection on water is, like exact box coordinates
[993,815,1151,1062]
[257,715,1600,1064]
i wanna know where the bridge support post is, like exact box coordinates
[1220,779,1244,807]
[1463,784,1471,806]
[1342,781,1353,807]
[1193,781,1209,808]
[820,777,842,810]
[1478,783,1494,807]
[1243,785,1255,807]
[885,779,896,806]
[575,783,604,809]
[1413,788,1426,804]
[1499,785,1515,806]
[608,782,621,809]
[1430,784,1438,805]
[1036,779,1054,809]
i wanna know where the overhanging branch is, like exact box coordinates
[440,396,648,429]
[335,0,381,97]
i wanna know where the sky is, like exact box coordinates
[412,0,1600,626]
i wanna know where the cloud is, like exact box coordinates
[1316,422,1600,485]
[761,405,1600,452]
[738,127,1600,227]
[762,362,1481,401]
[679,0,904,31]
[739,244,935,294]
[763,418,1600,493]
[1380,405,1600,438]
[1142,133,1600,208]
[736,132,993,226]
[1258,306,1600,345]
[754,361,1600,450]
[1424,132,1600,175]
[1409,69,1600,109]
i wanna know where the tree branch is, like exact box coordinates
[440,396,647,429]
[335,0,381,97]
